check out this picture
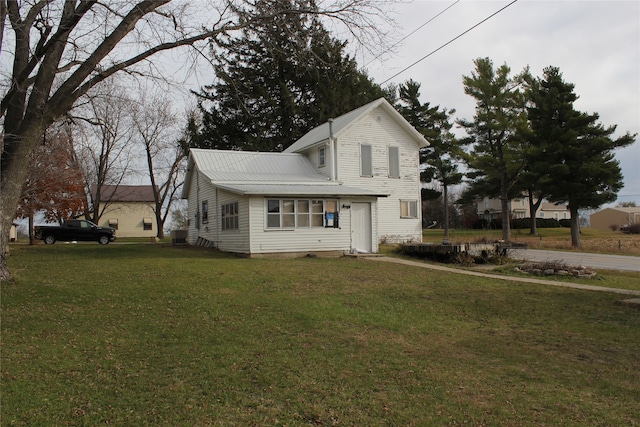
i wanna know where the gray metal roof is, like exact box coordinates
[183,148,388,198]
[214,183,389,197]
[189,148,325,180]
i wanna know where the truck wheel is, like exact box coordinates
[98,235,110,245]
[44,235,56,245]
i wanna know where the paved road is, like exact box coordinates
[366,256,640,296]
[511,249,640,272]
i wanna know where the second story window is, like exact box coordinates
[318,146,326,167]
[360,144,372,177]
[388,146,399,178]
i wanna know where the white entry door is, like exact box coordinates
[351,202,372,253]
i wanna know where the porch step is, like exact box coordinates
[195,237,215,248]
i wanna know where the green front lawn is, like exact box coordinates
[2,244,639,425]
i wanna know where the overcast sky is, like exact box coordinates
[358,0,640,206]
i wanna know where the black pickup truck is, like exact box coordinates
[35,220,117,245]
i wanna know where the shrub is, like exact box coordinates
[559,219,571,228]
[623,223,640,234]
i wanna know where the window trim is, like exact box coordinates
[388,146,400,178]
[360,144,372,177]
[265,198,338,229]
[201,200,209,224]
[400,200,418,219]
[318,146,326,167]
[221,201,239,231]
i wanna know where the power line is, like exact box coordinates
[380,0,519,85]
[363,1,461,69]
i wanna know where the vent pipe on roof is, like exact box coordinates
[328,118,336,181]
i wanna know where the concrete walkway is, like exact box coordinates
[364,256,640,297]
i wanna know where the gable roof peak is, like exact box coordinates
[284,97,428,153]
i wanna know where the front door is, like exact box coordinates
[351,202,372,253]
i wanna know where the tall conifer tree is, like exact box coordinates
[527,66,636,247]
[193,0,385,151]
[397,80,464,239]
[459,58,529,241]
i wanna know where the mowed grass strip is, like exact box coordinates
[2,244,639,426]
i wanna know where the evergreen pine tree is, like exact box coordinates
[527,66,636,247]
[194,0,385,151]
[458,58,529,241]
[397,80,465,239]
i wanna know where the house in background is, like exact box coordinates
[182,98,428,256]
[590,207,640,230]
[479,197,570,222]
[93,185,157,238]
[10,222,19,242]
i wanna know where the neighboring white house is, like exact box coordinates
[479,197,571,221]
[182,98,428,256]
[93,185,157,238]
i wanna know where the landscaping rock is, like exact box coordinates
[516,261,597,278]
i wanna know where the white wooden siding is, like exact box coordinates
[336,106,422,243]
[216,190,250,253]
[248,196,354,254]
[186,169,218,245]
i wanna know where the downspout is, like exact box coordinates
[196,169,200,231]
[328,119,336,181]
[216,187,219,247]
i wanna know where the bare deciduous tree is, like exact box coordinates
[0,0,389,280]
[132,92,184,239]
[74,83,136,224]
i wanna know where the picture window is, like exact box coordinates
[266,199,338,229]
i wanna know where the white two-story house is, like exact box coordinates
[182,98,428,256]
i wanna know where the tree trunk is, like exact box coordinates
[0,221,11,281]
[500,189,511,242]
[527,190,542,236]
[443,185,450,239]
[570,206,581,248]
[1,126,47,281]
[0,117,49,280]
[155,209,164,239]
[29,214,35,245]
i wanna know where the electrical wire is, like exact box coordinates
[380,0,519,85]
[363,0,461,69]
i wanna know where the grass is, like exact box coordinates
[2,244,640,426]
